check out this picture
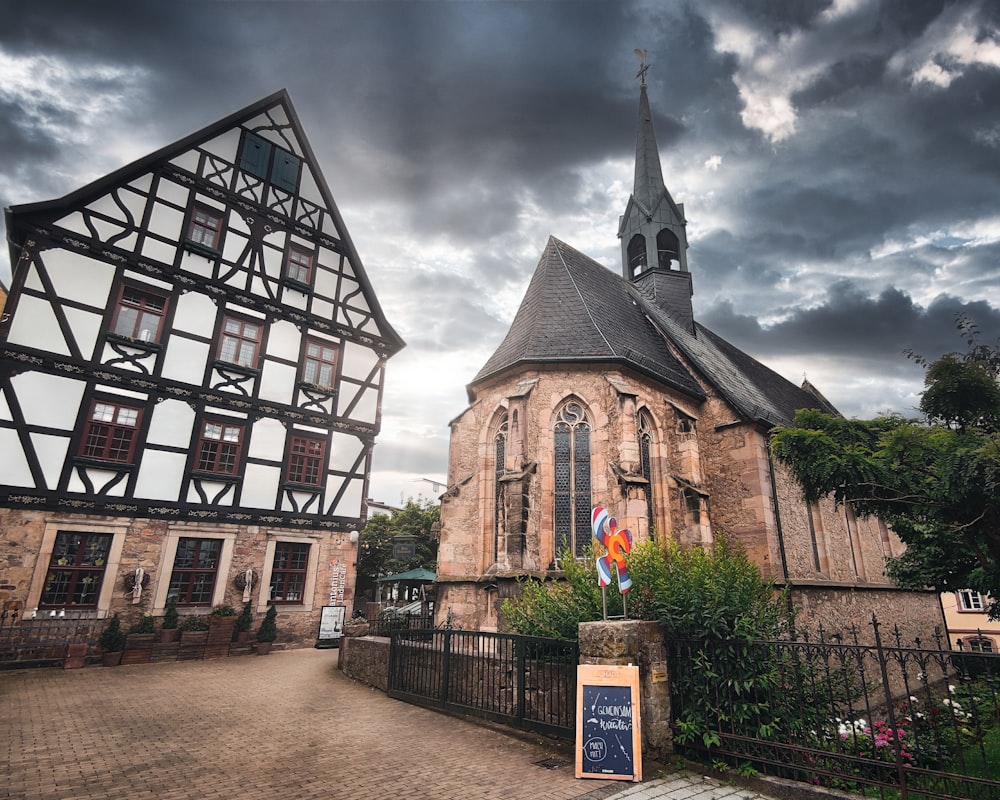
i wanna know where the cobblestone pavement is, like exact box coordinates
[1,648,778,800]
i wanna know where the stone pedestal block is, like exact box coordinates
[579,619,672,759]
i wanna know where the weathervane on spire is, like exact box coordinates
[634,49,650,87]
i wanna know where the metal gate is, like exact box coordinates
[388,628,579,739]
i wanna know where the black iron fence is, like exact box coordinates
[0,609,101,667]
[387,628,579,739]
[667,616,1000,800]
[367,610,435,638]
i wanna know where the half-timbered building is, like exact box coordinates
[434,75,944,640]
[0,91,403,648]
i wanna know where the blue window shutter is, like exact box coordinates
[271,150,301,193]
[240,133,271,179]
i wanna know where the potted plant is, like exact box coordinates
[99,614,126,666]
[178,614,210,659]
[255,605,278,654]
[159,597,179,643]
[205,604,237,658]
[123,615,156,665]
[233,601,253,643]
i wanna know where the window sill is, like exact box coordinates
[212,360,260,378]
[72,456,136,470]
[282,481,323,493]
[105,332,162,352]
[182,241,221,259]
[297,381,337,397]
[190,470,241,484]
[281,276,312,294]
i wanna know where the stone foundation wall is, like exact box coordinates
[339,635,390,691]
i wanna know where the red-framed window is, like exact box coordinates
[111,285,168,343]
[195,420,244,474]
[285,244,313,284]
[187,205,224,250]
[79,399,143,463]
[218,315,262,369]
[269,542,310,604]
[39,532,113,608]
[168,537,221,606]
[286,435,326,486]
[302,339,338,390]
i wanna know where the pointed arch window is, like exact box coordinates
[638,410,656,535]
[627,234,647,278]
[492,413,508,564]
[656,229,681,269]
[554,400,592,559]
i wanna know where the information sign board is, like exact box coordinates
[315,605,345,649]
[575,664,642,782]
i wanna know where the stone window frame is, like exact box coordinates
[552,397,593,561]
[26,519,129,617]
[490,409,508,566]
[151,526,237,615]
[257,533,321,614]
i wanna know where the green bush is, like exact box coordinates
[161,597,179,630]
[128,615,155,634]
[178,614,210,632]
[234,601,253,633]
[256,605,278,643]
[209,604,237,617]
[98,614,127,652]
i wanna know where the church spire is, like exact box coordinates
[618,52,695,333]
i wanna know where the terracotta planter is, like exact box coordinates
[102,651,123,667]
[256,641,273,655]
[63,643,88,669]
[234,629,251,643]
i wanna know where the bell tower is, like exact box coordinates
[617,52,695,333]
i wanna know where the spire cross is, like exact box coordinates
[634,49,650,87]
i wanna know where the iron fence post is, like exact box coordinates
[870,614,909,800]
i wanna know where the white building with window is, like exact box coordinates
[941,590,999,653]
[0,91,404,648]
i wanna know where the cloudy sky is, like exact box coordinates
[2,0,999,506]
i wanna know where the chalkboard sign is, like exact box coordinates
[575,664,642,782]
[315,605,345,649]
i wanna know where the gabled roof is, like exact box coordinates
[4,89,404,355]
[472,237,704,398]
[473,236,835,427]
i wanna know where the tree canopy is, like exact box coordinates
[355,499,440,604]
[770,319,1000,618]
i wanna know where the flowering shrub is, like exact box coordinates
[835,716,914,766]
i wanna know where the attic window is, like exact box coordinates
[270,149,301,193]
[239,131,301,193]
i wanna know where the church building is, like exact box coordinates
[0,91,403,649]
[433,72,943,639]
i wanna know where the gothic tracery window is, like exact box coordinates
[554,400,592,559]
[493,413,508,564]
[638,410,656,536]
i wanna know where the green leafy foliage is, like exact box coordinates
[99,614,127,651]
[178,614,209,632]
[256,604,278,643]
[128,614,155,634]
[234,601,253,633]
[771,318,1000,617]
[356,499,440,603]
[161,597,179,630]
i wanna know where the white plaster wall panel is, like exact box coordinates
[313,264,337,299]
[44,249,114,307]
[248,417,287,462]
[146,399,196,447]
[298,169,323,206]
[134,451,187,500]
[30,432,70,488]
[264,320,301,361]
[339,258,356,280]
[90,220,138,251]
[311,298,334,322]
[0,388,11,421]
[341,341,378,382]
[140,235,178,265]
[7,296,70,356]
[185,479,237,506]
[62,306,103,360]
[0,428,33,486]
[330,475,363,518]
[122,271,172,292]
[154,177,190,207]
[321,214,340,239]
[172,292,218,338]
[281,284,308,311]
[169,151,199,173]
[178,250,214,277]
[22,262,45,293]
[360,316,381,336]
[11,372,85,429]
[282,488,319,513]
[128,174,152,193]
[328,432,365,470]
[69,466,128,497]
[146,203,184,243]
[52,211,89,237]
[259,361,296,404]
[160,337,210,384]
[241,463,281,508]
[340,385,378,423]
[198,129,240,161]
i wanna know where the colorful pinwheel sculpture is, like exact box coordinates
[591,506,633,594]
